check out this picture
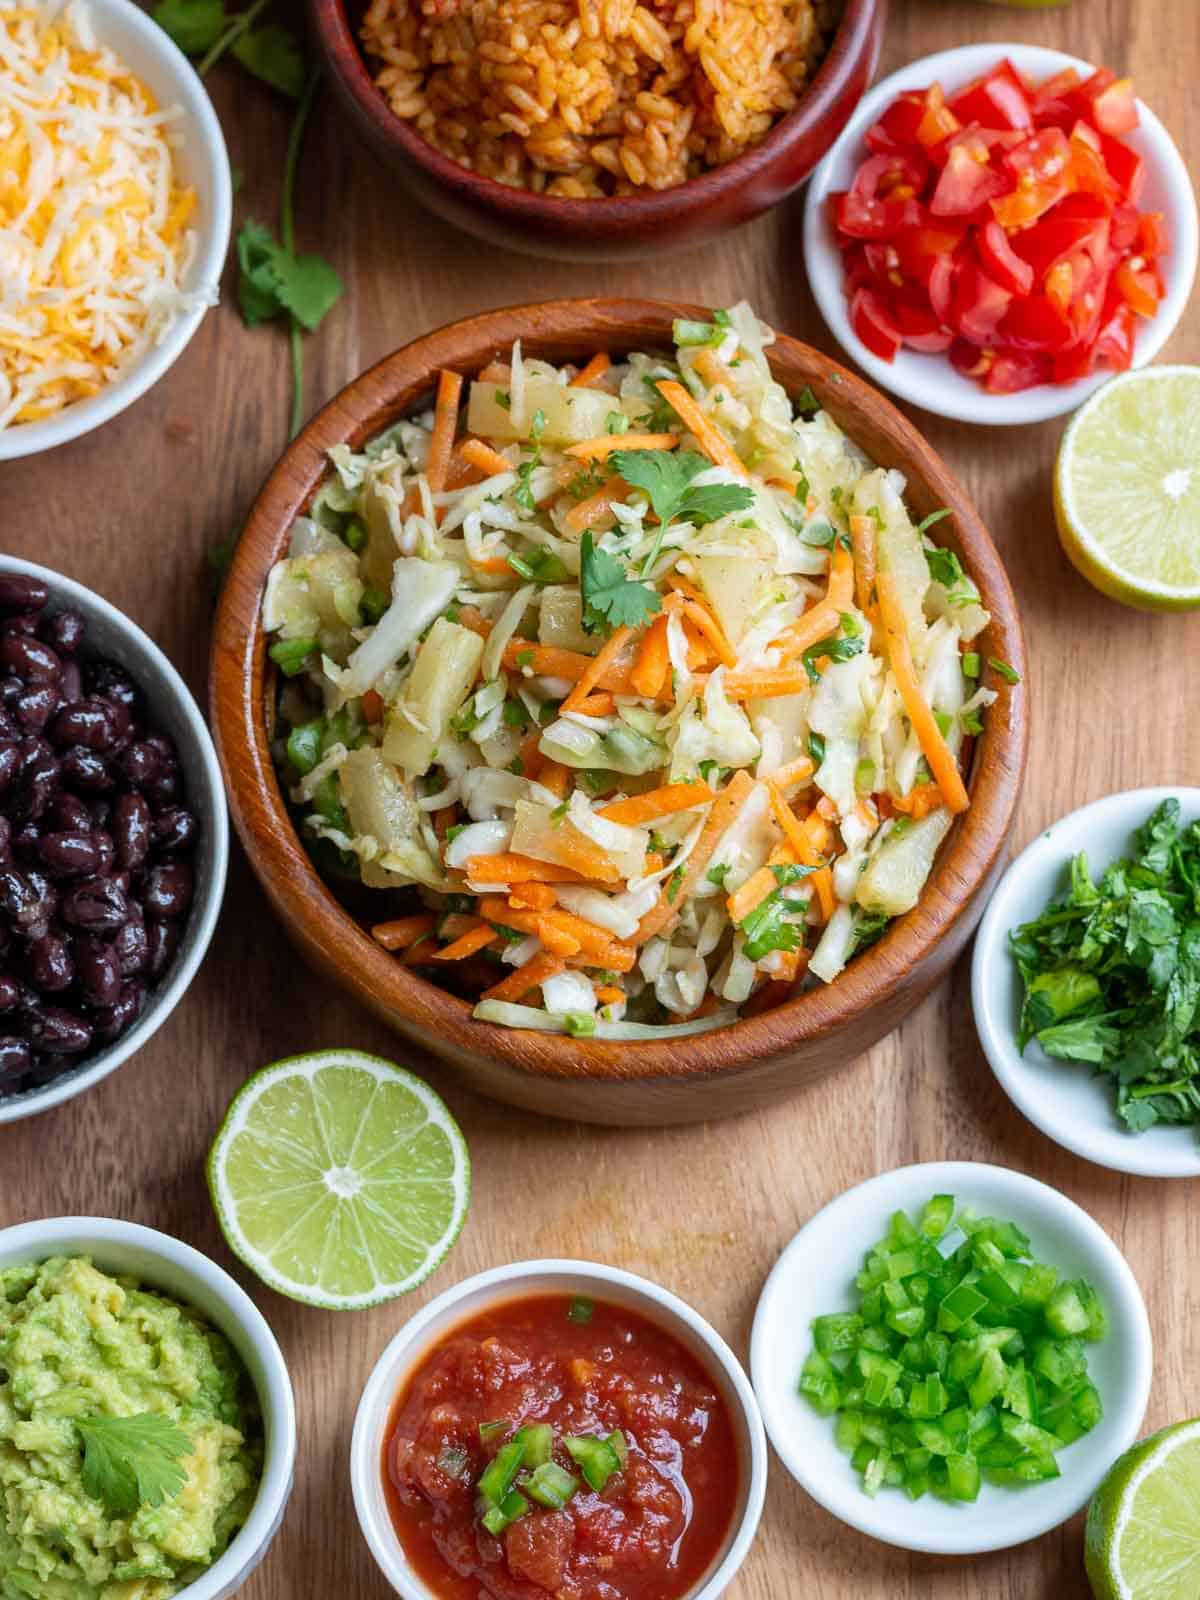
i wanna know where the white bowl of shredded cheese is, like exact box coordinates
[0,0,232,459]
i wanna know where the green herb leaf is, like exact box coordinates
[236,221,343,333]
[925,546,965,588]
[989,657,1022,685]
[739,891,803,962]
[707,862,730,889]
[78,1414,191,1516]
[152,0,226,54]
[915,508,953,537]
[231,23,306,99]
[508,549,568,585]
[579,533,662,635]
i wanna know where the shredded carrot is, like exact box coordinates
[636,770,754,944]
[767,781,811,861]
[502,639,635,692]
[480,953,564,1003]
[560,625,633,715]
[371,914,436,952]
[508,881,557,912]
[401,936,439,966]
[465,853,596,886]
[538,760,571,800]
[565,432,678,461]
[693,349,734,390]
[432,924,498,961]
[809,866,835,922]
[480,899,635,970]
[827,541,855,609]
[571,352,610,388]
[855,796,879,831]
[432,803,459,840]
[457,605,492,638]
[629,613,670,698]
[425,369,463,495]
[848,514,877,617]
[564,479,631,534]
[771,600,840,666]
[361,689,384,724]
[726,865,780,924]
[470,555,513,575]
[573,693,615,717]
[599,782,712,827]
[595,985,625,1005]
[459,437,512,478]
[655,380,747,476]
[891,781,943,820]
[680,599,735,668]
[446,451,483,490]
[875,569,969,815]
[722,667,811,700]
[516,726,544,783]
[768,755,815,792]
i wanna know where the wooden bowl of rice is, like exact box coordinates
[307,0,885,260]
[211,298,1027,1128]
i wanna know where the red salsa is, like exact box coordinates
[383,1293,739,1600]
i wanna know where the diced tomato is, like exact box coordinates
[866,91,926,153]
[840,242,875,293]
[1031,67,1082,128]
[948,60,1033,132]
[949,338,994,380]
[1096,130,1145,202]
[1000,293,1078,353]
[891,297,954,353]
[915,83,962,149]
[1116,259,1162,318]
[985,351,1052,393]
[1109,203,1141,251]
[1068,121,1122,203]
[850,287,904,361]
[951,263,1012,344]
[1136,212,1170,258]
[1072,68,1139,136]
[1093,294,1137,370]
[931,142,1011,217]
[977,221,1034,295]
[992,127,1076,227]
[1051,343,1097,384]
[1044,260,1075,315]
[832,151,927,239]
[927,254,959,324]
[833,189,918,241]
[893,219,966,287]
[1011,193,1111,279]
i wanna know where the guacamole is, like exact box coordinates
[0,1256,262,1600]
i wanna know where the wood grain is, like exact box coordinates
[211,298,1025,1125]
[2,0,1198,1594]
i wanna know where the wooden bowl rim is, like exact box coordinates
[210,297,1028,1085]
[307,0,885,223]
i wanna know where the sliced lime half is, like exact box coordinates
[208,1049,470,1310]
[1086,1419,1200,1598]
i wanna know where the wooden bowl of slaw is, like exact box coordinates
[210,299,1027,1126]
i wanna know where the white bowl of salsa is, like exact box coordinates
[350,1259,768,1600]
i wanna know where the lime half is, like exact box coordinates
[1086,1420,1200,1598]
[208,1050,470,1310]
[1054,366,1200,611]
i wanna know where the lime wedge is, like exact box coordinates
[1054,366,1200,611]
[208,1050,470,1310]
[1086,1420,1200,1598]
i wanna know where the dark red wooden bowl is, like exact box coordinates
[210,299,1028,1128]
[307,0,886,261]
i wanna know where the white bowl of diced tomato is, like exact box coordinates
[803,44,1199,425]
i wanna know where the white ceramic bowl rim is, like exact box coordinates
[802,43,1200,426]
[0,1216,297,1600]
[0,555,229,1124]
[972,785,1200,1177]
[351,1258,769,1600]
[750,1161,1153,1555]
[0,0,232,461]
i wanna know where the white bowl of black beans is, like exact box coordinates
[0,557,228,1122]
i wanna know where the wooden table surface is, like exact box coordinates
[4,1,1198,1595]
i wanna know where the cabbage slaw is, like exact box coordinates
[263,303,1000,1039]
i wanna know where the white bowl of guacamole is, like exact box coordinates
[0,1218,296,1600]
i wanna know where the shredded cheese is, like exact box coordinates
[0,1,210,430]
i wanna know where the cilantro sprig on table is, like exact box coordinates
[1009,799,1200,1134]
[78,1414,191,1516]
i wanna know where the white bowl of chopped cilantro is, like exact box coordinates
[750,1162,1152,1554]
[972,788,1200,1178]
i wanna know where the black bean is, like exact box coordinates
[0,741,19,793]
[49,698,116,752]
[117,741,159,788]
[0,974,19,1011]
[59,747,114,794]
[37,831,101,878]
[87,797,111,830]
[0,634,61,682]
[74,935,121,1008]
[58,659,82,706]
[147,917,181,980]
[0,708,16,740]
[84,661,138,716]
[22,1006,92,1054]
[10,748,59,823]
[0,865,39,927]
[42,609,85,654]
[153,807,197,854]
[60,876,127,930]
[113,909,148,976]
[99,696,131,744]
[47,792,91,833]
[112,792,151,870]
[23,869,58,932]
[91,981,144,1044]
[0,678,21,707]
[143,861,192,919]
[13,682,59,733]
[11,823,41,869]
[0,576,48,614]
[26,931,74,992]
[0,1037,32,1078]
[0,614,40,641]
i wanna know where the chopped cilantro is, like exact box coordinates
[707,862,731,889]
[666,865,686,902]
[508,548,568,584]
[801,630,865,684]
[579,532,662,634]
[495,389,512,410]
[610,449,755,576]
[925,545,966,589]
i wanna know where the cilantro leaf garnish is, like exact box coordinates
[740,892,804,962]
[924,546,965,589]
[237,221,342,333]
[231,23,306,98]
[579,533,662,635]
[610,449,755,576]
[801,629,865,684]
[78,1414,191,1516]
